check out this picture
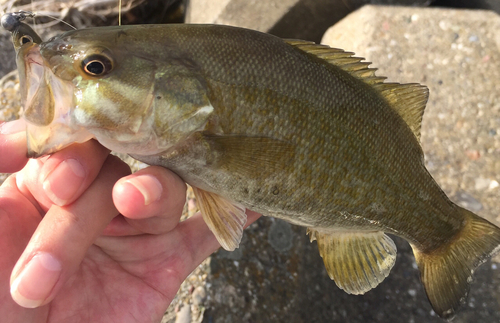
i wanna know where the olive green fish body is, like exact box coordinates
[116,25,459,249]
[3,18,500,320]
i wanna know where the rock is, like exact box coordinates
[174,304,191,323]
[0,71,21,122]
[191,286,206,306]
[474,177,497,191]
[186,0,433,42]
[453,191,483,212]
[268,218,293,253]
[0,30,16,79]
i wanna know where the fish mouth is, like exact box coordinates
[18,44,95,157]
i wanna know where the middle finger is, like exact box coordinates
[110,166,187,235]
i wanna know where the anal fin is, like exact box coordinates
[308,229,397,295]
[193,186,247,251]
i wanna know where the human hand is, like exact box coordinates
[0,120,261,323]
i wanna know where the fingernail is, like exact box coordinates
[11,253,62,308]
[43,159,86,206]
[125,175,162,206]
[0,119,26,135]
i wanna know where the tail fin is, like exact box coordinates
[412,206,500,320]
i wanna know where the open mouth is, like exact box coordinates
[18,45,95,157]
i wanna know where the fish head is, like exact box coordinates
[4,20,214,157]
[37,28,162,157]
[2,13,95,157]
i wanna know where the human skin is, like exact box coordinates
[0,119,261,323]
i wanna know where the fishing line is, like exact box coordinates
[37,13,77,30]
[31,0,35,30]
[7,9,76,31]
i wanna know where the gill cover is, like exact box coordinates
[38,26,214,155]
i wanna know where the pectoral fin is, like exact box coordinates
[201,133,295,178]
[308,229,397,294]
[193,186,247,251]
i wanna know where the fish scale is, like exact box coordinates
[2,14,500,319]
[201,52,452,238]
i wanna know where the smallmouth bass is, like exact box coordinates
[2,12,499,320]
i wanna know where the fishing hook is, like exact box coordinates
[1,11,36,32]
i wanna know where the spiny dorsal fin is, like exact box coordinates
[285,39,429,141]
[284,39,386,85]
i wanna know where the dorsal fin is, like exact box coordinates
[285,39,429,141]
[373,82,429,141]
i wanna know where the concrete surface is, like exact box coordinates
[186,0,433,42]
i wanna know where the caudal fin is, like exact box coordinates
[412,206,500,320]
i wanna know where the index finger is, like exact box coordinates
[16,139,111,211]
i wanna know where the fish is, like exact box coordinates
[2,12,500,320]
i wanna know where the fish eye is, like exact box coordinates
[20,35,33,45]
[82,54,113,76]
